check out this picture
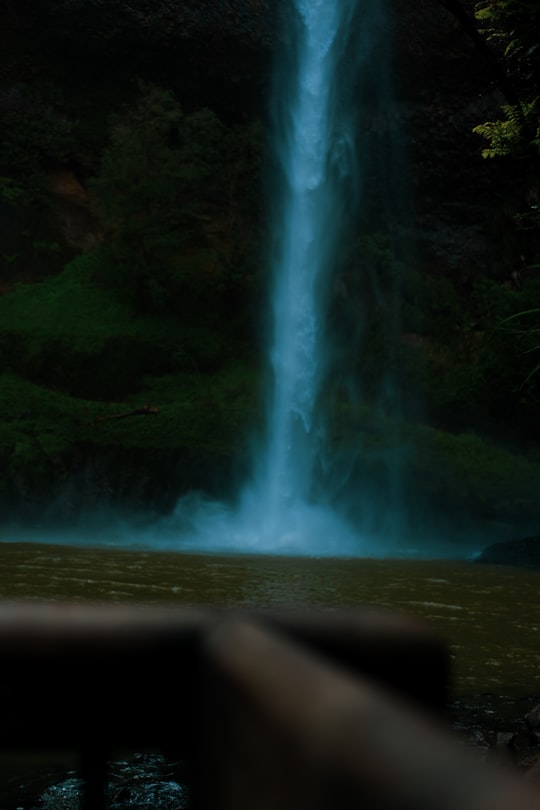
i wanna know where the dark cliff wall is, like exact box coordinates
[393,0,528,283]
[1,0,522,275]
[0,0,538,522]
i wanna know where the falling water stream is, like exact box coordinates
[248,0,360,540]
[143,0,391,556]
[236,0,365,554]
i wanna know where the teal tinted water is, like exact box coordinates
[1,542,539,697]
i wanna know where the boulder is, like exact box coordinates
[475,536,540,569]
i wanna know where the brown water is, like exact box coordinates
[0,543,540,695]
[1,542,539,697]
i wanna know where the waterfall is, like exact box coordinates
[149,0,396,556]
[237,0,370,553]
[259,2,355,519]
[11,1,499,561]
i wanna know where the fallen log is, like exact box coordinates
[89,404,159,424]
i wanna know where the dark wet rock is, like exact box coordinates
[525,703,540,732]
[36,753,190,810]
[474,536,540,570]
[495,730,517,750]
[525,704,540,745]
[40,778,187,810]
[5,699,538,808]
[0,0,279,119]
[448,693,540,774]
[39,777,85,810]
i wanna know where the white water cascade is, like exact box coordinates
[133,0,393,555]
[236,0,369,554]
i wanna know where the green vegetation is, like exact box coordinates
[0,75,267,516]
[473,0,540,158]
[0,10,539,532]
[0,242,261,512]
[0,83,77,176]
[89,82,261,317]
[330,398,540,529]
[410,423,540,523]
[0,251,260,441]
[473,101,539,158]
[471,1,540,383]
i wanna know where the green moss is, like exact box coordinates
[331,399,540,524]
[0,211,262,507]
[0,360,259,460]
[411,425,540,516]
[0,251,241,397]
[0,253,154,343]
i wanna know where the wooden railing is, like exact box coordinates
[0,602,538,810]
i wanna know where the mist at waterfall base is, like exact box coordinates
[4,1,495,560]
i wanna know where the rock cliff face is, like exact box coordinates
[1,0,277,118]
[2,0,524,279]
[392,0,527,283]
[476,536,540,570]
[0,0,535,519]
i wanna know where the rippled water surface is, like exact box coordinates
[1,542,539,696]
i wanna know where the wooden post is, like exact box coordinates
[198,617,540,810]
